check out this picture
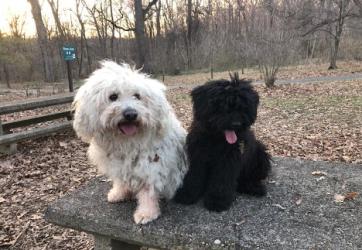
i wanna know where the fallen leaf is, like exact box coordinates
[31,214,42,220]
[214,239,221,245]
[334,194,345,203]
[235,220,246,226]
[311,171,327,176]
[344,192,358,201]
[272,204,287,210]
[316,176,326,182]
[295,197,302,205]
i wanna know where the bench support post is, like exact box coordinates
[0,143,17,155]
[0,120,17,155]
[94,234,141,250]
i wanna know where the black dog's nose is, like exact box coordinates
[123,108,138,121]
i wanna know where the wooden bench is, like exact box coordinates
[0,93,74,154]
[45,157,362,249]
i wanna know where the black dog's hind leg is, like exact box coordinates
[203,155,240,212]
[237,141,271,197]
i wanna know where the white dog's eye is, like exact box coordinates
[133,93,141,100]
[109,93,118,101]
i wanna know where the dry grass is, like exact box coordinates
[159,60,362,86]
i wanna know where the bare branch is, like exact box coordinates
[94,5,135,32]
[143,0,158,16]
[104,16,135,32]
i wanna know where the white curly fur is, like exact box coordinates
[72,61,188,224]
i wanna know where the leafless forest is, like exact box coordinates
[1,0,362,87]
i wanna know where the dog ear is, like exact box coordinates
[72,87,98,143]
[191,83,214,105]
[190,84,212,117]
[244,88,260,126]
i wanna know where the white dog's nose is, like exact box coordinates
[123,108,138,121]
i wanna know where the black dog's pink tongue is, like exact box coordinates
[224,130,237,144]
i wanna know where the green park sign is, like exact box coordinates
[62,45,75,92]
[62,46,76,61]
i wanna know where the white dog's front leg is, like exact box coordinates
[107,180,131,203]
[133,185,160,224]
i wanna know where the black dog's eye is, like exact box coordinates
[109,93,118,101]
[133,93,141,100]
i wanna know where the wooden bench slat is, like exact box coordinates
[0,93,74,115]
[0,121,72,145]
[2,110,72,131]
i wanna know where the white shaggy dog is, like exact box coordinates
[72,61,188,224]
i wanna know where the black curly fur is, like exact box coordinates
[174,74,271,212]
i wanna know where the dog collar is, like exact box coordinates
[239,141,245,154]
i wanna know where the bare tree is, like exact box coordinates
[75,0,92,76]
[9,15,26,39]
[186,0,192,68]
[298,0,357,69]
[248,1,295,87]
[353,0,362,15]
[134,0,158,71]
[27,0,56,82]
[104,0,158,71]
[81,0,108,58]
[47,0,66,39]
[0,39,11,88]
[155,0,162,38]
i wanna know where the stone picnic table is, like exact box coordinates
[45,157,362,249]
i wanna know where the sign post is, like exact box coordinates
[62,46,76,92]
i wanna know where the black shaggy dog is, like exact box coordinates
[174,74,271,212]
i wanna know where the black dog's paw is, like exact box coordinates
[173,188,199,205]
[203,194,233,212]
[237,182,267,197]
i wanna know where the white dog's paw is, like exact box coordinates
[107,187,130,203]
[133,208,160,224]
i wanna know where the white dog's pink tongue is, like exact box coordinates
[224,130,237,144]
[120,124,138,136]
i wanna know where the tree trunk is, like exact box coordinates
[78,32,84,77]
[47,0,66,78]
[47,0,65,39]
[109,0,116,60]
[328,1,348,70]
[186,0,192,69]
[156,0,161,38]
[28,0,56,82]
[134,0,150,72]
[328,36,340,70]
[82,1,107,58]
[76,0,92,75]
[3,64,10,88]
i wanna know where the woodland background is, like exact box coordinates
[0,0,362,88]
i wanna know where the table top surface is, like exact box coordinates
[45,157,362,249]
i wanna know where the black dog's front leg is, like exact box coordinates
[203,157,239,212]
[173,161,208,205]
[174,140,209,205]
